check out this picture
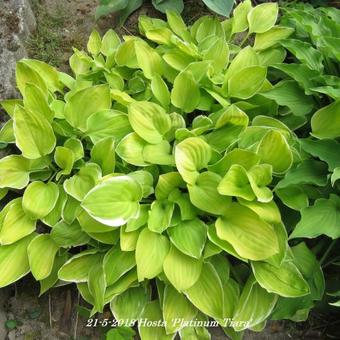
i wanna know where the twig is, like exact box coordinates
[320,240,337,266]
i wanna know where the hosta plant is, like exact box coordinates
[0,1,338,338]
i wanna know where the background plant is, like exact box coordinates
[0,1,339,339]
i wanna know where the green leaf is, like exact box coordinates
[138,301,173,340]
[28,234,59,280]
[252,260,310,297]
[103,246,136,285]
[86,110,132,144]
[233,276,277,331]
[171,71,200,113]
[0,233,35,287]
[88,264,106,313]
[291,194,340,239]
[261,81,314,116]
[276,186,308,211]
[111,286,148,320]
[22,181,59,219]
[168,219,207,259]
[184,262,224,319]
[228,66,267,99]
[163,245,202,291]
[0,155,30,189]
[0,198,36,245]
[311,101,340,139]
[276,160,328,189]
[58,250,102,282]
[281,39,324,72]
[247,3,278,34]
[152,0,184,14]
[215,203,279,260]
[175,137,211,185]
[163,285,197,334]
[64,85,111,131]
[136,228,169,281]
[13,105,56,159]
[82,176,142,226]
[128,101,171,144]
[256,130,293,174]
[201,0,234,17]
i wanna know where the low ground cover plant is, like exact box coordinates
[0,1,339,338]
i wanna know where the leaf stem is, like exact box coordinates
[320,239,337,266]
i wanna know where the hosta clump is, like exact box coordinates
[0,1,333,338]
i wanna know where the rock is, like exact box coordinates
[0,0,36,100]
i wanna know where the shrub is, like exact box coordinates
[0,1,339,338]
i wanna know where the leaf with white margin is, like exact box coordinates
[0,233,36,288]
[215,203,279,261]
[22,181,59,219]
[175,137,211,185]
[28,234,59,280]
[163,245,202,291]
[81,175,142,227]
[128,101,171,144]
[136,228,169,281]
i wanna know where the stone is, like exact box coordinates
[0,0,36,100]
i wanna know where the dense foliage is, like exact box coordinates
[95,0,234,23]
[0,1,339,338]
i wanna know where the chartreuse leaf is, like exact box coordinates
[116,133,148,166]
[101,29,121,56]
[22,181,59,219]
[188,172,230,215]
[91,137,115,175]
[252,260,310,298]
[256,130,293,174]
[111,286,149,321]
[136,228,169,281]
[0,119,15,143]
[120,226,141,251]
[0,155,30,189]
[16,60,47,94]
[254,27,294,51]
[64,138,84,161]
[88,264,106,313]
[13,105,56,159]
[64,163,101,202]
[155,172,185,200]
[151,74,170,108]
[163,285,197,334]
[311,101,340,139]
[231,0,252,34]
[64,84,111,130]
[50,220,90,247]
[54,146,74,180]
[171,71,200,113]
[233,276,277,331]
[163,245,202,291]
[128,170,154,198]
[23,83,53,122]
[148,200,174,233]
[103,246,136,285]
[184,262,224,319]
[58,250,102,282]
[77,209,113,233]
[82,176,142,227]
[175,137,212,185]
[168,219,207,259]
[27,234,59,280]
[85,110,132,144]
[247,3,278,34]
[128,101,171,144]
[228,66,267,99]
[0,233,36,288]
[138,300,174,340]
[87,30,101,55]
[0,198,36,245]
[166,9,190,41]
[291,194,340,239]
[215,203,279,261]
